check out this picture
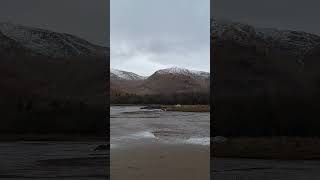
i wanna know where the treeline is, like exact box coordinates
[0,96,106,135]
[111,92,210,105]
[211,27,320,137]
[0,55,107,136]
[213,95,320,137]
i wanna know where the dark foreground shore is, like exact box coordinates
[111,143,209,180]
[214,137,320,160]
[0,140,108,179]
[213,157,320,180]
[213,137,320,179]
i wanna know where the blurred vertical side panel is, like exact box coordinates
[212,0,320,180]
[0,0,109,179]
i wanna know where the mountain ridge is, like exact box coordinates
[0,22,108,58]
[110,67,210,98]
[0,23,108,134]
[212,19,320,136]
[212,19,320,61]
[110,67,210,81]
[111,68,146,81]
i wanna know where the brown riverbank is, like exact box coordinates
[111,143,209,180]
[213,137,320,160]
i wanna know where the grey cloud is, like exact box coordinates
[111,0,210,75]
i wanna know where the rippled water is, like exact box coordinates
[110,106,210,148]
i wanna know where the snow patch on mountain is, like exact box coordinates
[110,67,210,81]
[111,69,146,80]
[155,67,210,79]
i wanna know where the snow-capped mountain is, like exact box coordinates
[153,67,210,80]
[0,22,108,58]
[110,69,145,80]
[110,67,210,96]
[211,19,320,99]
[110,67,210,81]
[0,23,107,117]
[0,30,29,56]
[211,19,320,58]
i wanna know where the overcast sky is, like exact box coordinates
[111,0,210,76]
[213,0,320,35]
[0,0,108,46]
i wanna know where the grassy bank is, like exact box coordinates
[213,137,320,160]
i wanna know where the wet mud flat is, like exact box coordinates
[111,106,210,180]
[111,143,209,180]
[0,141,108,179]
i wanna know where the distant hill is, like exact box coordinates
[0,22,108,58]
[0,22,108,135]
[212,19,320,98]
[212,19,320,136]
[110,67,210,105]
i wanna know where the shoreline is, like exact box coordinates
[213,157,320,180]
[0,141,108,179]
[163,105,210,112]
[111,104,210,112]
[213,137,320,160]
[0,134,107,142]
